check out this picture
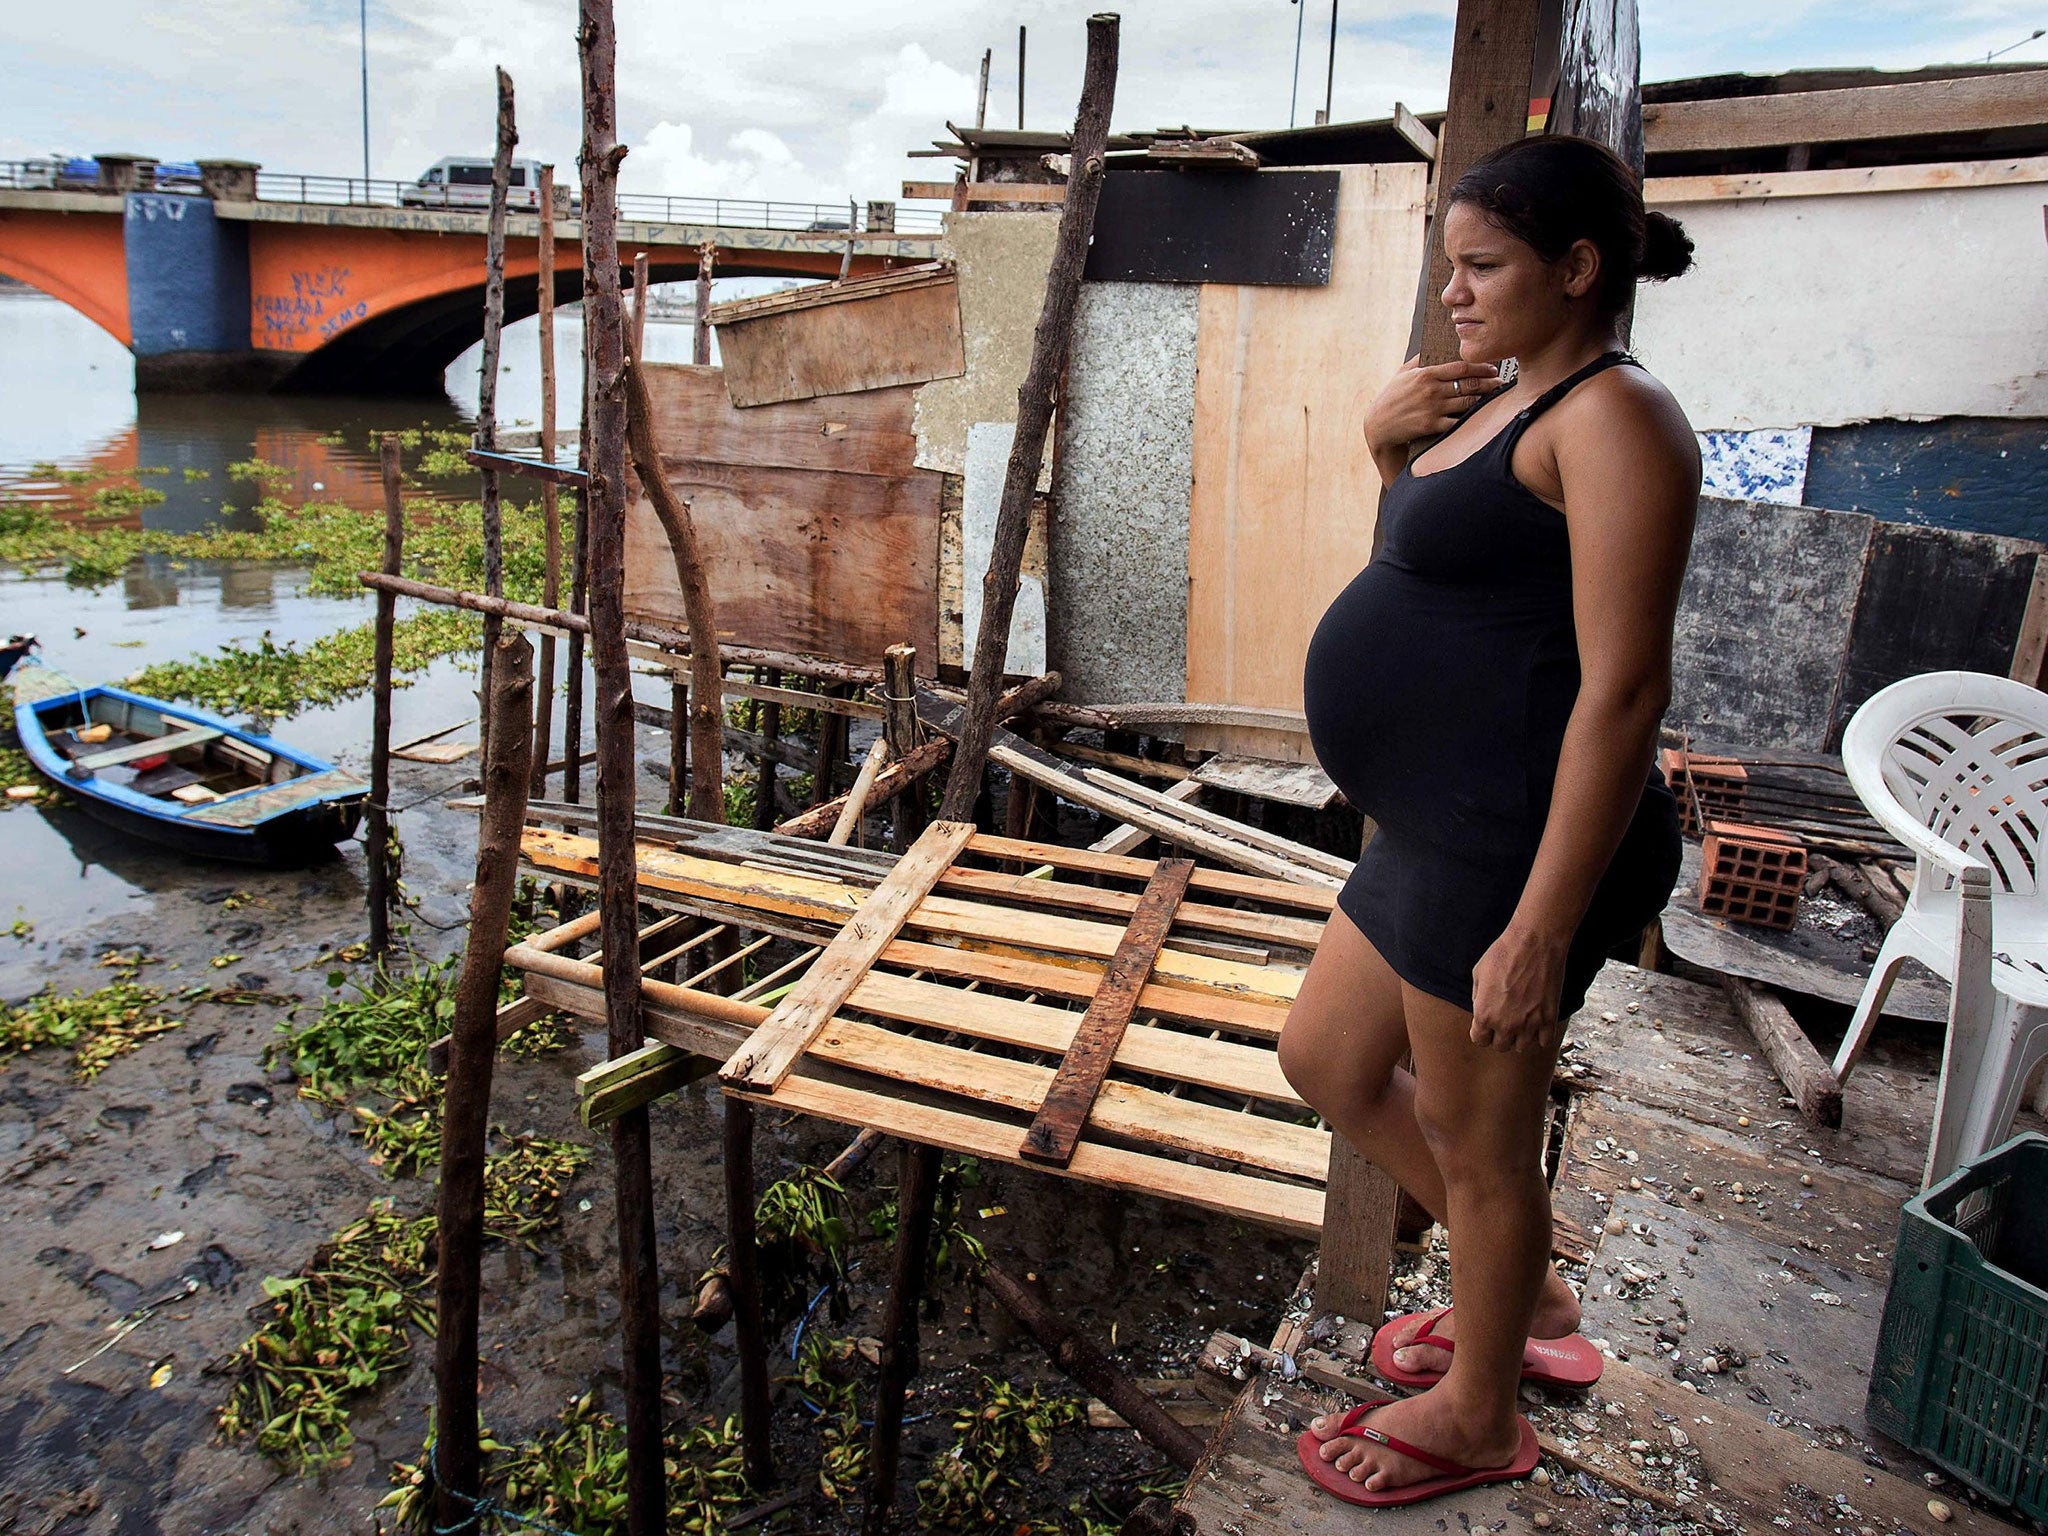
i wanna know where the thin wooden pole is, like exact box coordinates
[431,631,535,1530]
[532,161,561,796]
[693,242,715,364]
[938,14,1118,822]
[668,671,688,816]
[632,249,649,360]
[366,435,405,960]
[753,667,781,831]
[882,643,923,853]
[812,685,848,809]
[863,1140,942,1535]
[477,66,517,765]
[723,1097,776,1487]
[580,3,664,1530]
[624,354,726,822]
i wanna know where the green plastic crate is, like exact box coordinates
[1868,1132,2048,1517]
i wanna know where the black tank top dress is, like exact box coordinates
[1302,351,1682,1017]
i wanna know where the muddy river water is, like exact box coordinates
[0,289,1311,1535]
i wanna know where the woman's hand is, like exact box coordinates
[1364,355,1503,462]
[1469,922,1568,1053]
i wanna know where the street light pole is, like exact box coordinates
[359,0,371,184]
[1323,0,1338,125]
[1289,0,1305,129]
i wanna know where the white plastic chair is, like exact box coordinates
[1834,671,2048,1188]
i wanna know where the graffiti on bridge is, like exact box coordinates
[254,264,368,349]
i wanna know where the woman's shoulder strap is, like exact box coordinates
[1518,350,1638,428]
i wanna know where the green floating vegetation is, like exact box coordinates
[915,1378,1089,1532]
[128,608,481,720]
[415,446,473,478]
[87,484,168,517]
[0,981,181,1079]
[382,1394,753,1536]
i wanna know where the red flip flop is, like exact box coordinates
[1371,1307,1604,1389]
[1295,1396,1541,1507]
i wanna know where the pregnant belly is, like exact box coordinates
[1304,563,1569,847]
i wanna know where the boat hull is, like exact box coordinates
[36,764,364,865]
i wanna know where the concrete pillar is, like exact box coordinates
[123,192,288,391]
[96,155,155,195]
[197,159,260,203]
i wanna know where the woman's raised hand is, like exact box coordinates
[1363,355,1503,460]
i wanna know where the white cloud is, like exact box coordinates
[624,120,810,203]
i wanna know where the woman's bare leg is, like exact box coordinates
[1279,911,1579,1382]
[1313,981,1560,1491]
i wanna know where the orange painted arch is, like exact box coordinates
[0,206,131,345]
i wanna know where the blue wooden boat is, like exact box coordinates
[4,640,368,865]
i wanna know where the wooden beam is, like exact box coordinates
[1721,976,1843,1128]
[719,820,976,1091]
[1643,70,2048,155]
[1392,101,1437,160]
[1315,1135,1402,1324]
[465,447,589,486]
[1022,859,1195,1166]
[578,1040,717,1127]
[1646,153,2048,205]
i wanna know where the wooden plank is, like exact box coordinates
[933,864,1325,951]
[1075,766,1353,879]
[183,767,367,825]
[714,271,965,407]
[1642,71,2048,155]
[1315,1135,1401,1322]
[706,263,953,325]
[1646,153,2048,205]
[1184,164,1429,756]
[960,181,1067,204]
[736,1074,1326,1236]
[577,1041,717,1127]
[392,739,477,764]
[75,725,224,771]
[624,456,940,669]
[876,939,1294,1039]
[719,820,975,1091]
[845,970,1302,1105]
[811,1015,1326,1180]
[633,363,924,477]
[1392,100,1436,160]
[1023,859,1194,1166]
[1090,778,1202,856]
[968,833,1336,916]
[1188,753,1339,810]
[519,825,1302,1006]
[427,992,553,1076]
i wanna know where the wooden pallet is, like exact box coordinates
[515,813,1333,1234]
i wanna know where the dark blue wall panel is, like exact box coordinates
[1805,417,2048,543]
[124,194,250,358]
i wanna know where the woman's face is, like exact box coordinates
[1438,201,1599,363]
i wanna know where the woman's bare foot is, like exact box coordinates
[1386,1266,1581,1376]
[1308,1389,1522,1493]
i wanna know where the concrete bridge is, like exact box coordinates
[0,157,943,394]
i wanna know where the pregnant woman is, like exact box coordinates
[1281,134,1701,1506]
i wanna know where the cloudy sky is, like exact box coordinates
[5,2,2045,215]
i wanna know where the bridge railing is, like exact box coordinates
[0,160,940,234]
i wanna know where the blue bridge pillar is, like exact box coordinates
[122,179,289,391]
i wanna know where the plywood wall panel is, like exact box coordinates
[714,274,964,407]
[1184,162,1427,756]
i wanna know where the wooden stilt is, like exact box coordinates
[862,1140,942,1536]
[882,644,924,853]
[366,435,405,961]
[753,667,781,830]
[579,5,664,1531]
[431,632,535,1531]
[938,15,1118,821]
[565,223,594,807]
[693,242,715,365]
[811,685,848,808]
[476,67,517,765]
[723,1097,777,1487]
[668,672,688,817]
[531,162,562,797]
[632,249,650,360]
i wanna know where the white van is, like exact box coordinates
[401,157,553,210]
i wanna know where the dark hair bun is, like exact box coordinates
[1639,211,1694,282]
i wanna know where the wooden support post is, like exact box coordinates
[632,249,650,359]
[1722,976,1843,1128]
[938,14,1118,823]
[531,162,562,796]
[812,685,848,808]
[1410,0,1546,372]
[1317,1135,1402,1325]
[366,435,405,961]
[772,737,950,843]
[694,242,715,365]
[625,354,725,822]
[668,672,688,817]
[724,1097,776,1488]
[863,1140,942,1536]
[830,737,890,847]
[431,632,534,1532]
[981,1261,1206,1470]
[477,67,517,764]
[882,643,924,852]
[564,489,588,803]
[579,5,664,1531]
[753,666,781,831]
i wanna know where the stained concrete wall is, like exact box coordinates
[1049,281,1198,705]
[913,210,1060,485]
